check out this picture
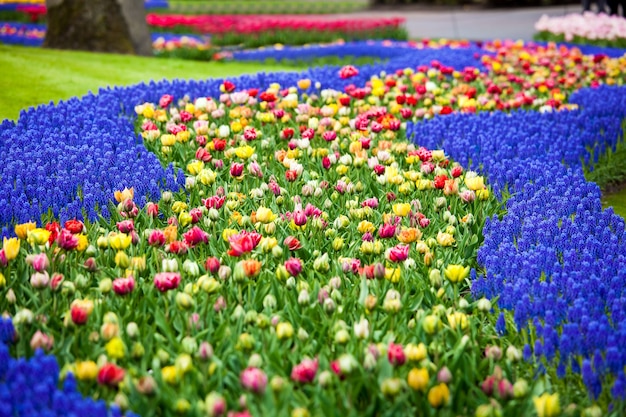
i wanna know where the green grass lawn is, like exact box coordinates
[0,44,302,121]
[603,191,626,219]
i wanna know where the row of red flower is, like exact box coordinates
[145,13,406,35]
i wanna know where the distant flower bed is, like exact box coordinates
[535,12,626,48]
[1,40,626,417]
[146,14,408,47]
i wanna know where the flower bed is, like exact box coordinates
[145,14,408,47]
[1,41,626,416]
[535,12,626,48]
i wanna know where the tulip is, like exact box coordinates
[70,300,93,325]
[97,363,126,387]
[405,343,428,362]
[284,257,303,277]
[533,393,560,417]
[291,358,319,384]
[407,368,429,392]
[387,244,409,263]
[388,342,406,366]
[30,330,54,351]
[353,317,370,339]
[428,383,450,408]
[112,276,135,295]
[380,378,403,397]
[154,272,181,292]
[240,367,267,394]
[206,392,227,417]
[444,264,470,284]
[2,237,20,261]
[76,361,99,381]
[30,271,50,289]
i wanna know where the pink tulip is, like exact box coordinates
[240,367,267,394]
[154,272,181,292]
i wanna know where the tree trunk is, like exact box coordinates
[44,0,152,56]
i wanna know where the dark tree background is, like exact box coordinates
[44,0,152,55]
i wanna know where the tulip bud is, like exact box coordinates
[270,375,286,392]
[263,294,277,310]
[429,269,442,287]
[353,318,369,339]
[324,298,336,313]
[506,345,522,362]
[175,292,194,310]
[318,370,333,387]
[30,271,50,289]
[131,342,145,359]
[437,366,452,384]
[99,278,112,293]
[217,265,231,280]
[272,245,283,258]
[162,258,178,272]
[582,405,603,417]
[297,328,309,341]
[513,379,528,398]
[205,392,226,417]
[485,345,503,361]
[364,294,377,311]
[423,315,439,335]
[477,297,492,312]
[5,288,16,304]
[181,336,198,355]
[334,329,350,345]
[133,375,156,396]
[182,260,200,277]
[298,289,310,305]
[380,378,403,397]
[126,322,139,338]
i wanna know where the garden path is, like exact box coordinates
[336,4,583,40]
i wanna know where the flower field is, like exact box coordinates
[535,12,626,49]
[1,39,626,417]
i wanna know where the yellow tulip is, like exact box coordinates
[186,160,204,175]
[447,312,469,331]
[2,237,20,261]
[171,201,188,213]
[255,207,277,224]
[109,233,131,251]
[14,222,36,240]
[105,337,126,360]
[160,134,176,146]
[161,365,179,385]
[436,232,456,247]
[392,203,411,217]
[427,383,450,408]
[533,393,560,417]
[27,228,51,246]
[114,187,134,203]
[297,78,311,90]
[477,188,490,200]
[76,235,89,252]
[405,343,428,362]
[235,145,254,160]
[444,264,470,284]
[75,361,99,381]
[465,175,485,191]
[276,322,294,340]
[407,368,429,392]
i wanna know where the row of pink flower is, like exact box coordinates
[535,12,626,41]
[146,13,406,35]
